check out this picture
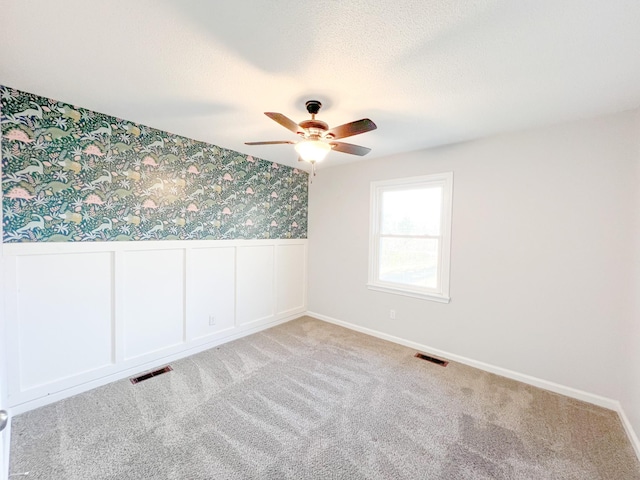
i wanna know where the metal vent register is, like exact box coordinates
[130,365,173,384]
[414,353,449,367]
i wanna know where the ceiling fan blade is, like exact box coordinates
[264,112,303,134]
[329,141,372,156]
[244,140,296,145]
[326,118,377,140]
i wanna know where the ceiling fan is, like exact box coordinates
[245,100,377,176]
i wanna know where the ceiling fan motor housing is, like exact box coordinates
[298,119,329,139]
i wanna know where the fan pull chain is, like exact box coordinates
[307,160,316,184]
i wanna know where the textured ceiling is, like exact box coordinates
[2,0,640,169]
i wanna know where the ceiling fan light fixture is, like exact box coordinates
[295,139,331,163]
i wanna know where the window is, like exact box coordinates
[368,172,453,303]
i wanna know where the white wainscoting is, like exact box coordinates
[276,244,306,314]
[16,252,113,391]
[236,245,275,326]
[2,239,307,412]
[186,247,236,341]
[122,249,186,360]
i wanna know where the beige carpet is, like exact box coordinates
[9,316,640,479]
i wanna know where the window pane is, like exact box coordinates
[380,187,442,236]
[379,237,439,289]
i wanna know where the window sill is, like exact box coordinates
[366,284,451,304]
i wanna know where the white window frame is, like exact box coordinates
[367,172,453,303]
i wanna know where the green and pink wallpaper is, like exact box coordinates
[1,86,308,242]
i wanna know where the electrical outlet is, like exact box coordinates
[208,315,216,326]
[389,309,396,320]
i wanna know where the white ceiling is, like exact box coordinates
[2,0,640,170]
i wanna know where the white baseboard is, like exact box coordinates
[307,311,640,461]
[616,402,640,462]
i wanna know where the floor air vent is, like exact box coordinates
[415,353,449,367]
[130,365,173,384]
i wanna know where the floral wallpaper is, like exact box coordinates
[1,86,308,242]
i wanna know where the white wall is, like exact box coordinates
[308,110,639,407]
[2,239,307,412]
[620,110,640,449]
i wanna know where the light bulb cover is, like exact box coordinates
[294,139,331,162]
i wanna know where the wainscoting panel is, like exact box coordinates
[236,245,275,326]
[3,239,307,410]
[186,247,236,341]
[276,244,306,315]
[16,252,113,391]
[122,249,185,360]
